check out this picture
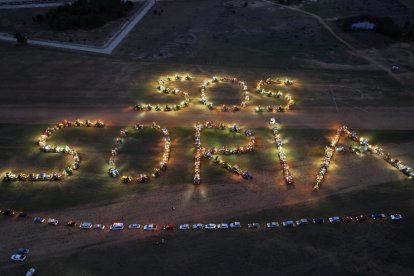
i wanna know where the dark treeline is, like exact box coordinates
[33,0,134,31]
[277,0,303,4]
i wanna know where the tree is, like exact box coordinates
[45,0,134,31]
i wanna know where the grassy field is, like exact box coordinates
[301,0,411,20]
[129,63,409,108]
[117,0,367,67]
[0,1,413,274]
[0,123,412,212]
[9,179,413,276]
[133,66,408,108]
[0,46,408,109]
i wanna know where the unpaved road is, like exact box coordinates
[267,0,406,86]
[0,104,413,130]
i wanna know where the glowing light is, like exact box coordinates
[193,121,255,184]
[313,126,414,190]
[199,76,250,112]
[2,119,105,182]
[254,78,295,113]
[134,74,192,112]
[271,122,293,185]
[107,122,171,183]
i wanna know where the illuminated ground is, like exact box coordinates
[0,0,413,275]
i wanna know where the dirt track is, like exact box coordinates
[0,104,413,130]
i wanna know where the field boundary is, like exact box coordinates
[0,0,155,54]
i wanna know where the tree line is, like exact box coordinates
[33,0,134,31]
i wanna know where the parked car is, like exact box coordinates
[266,222,279,228]
[163,224,175,231]
[128,223,141,229]
[390,214,403,221]
[18,212,28,218]
[66,220,76,227]
[25,268,35,276]
[11,254,26,262]
[110,222,124,230]
[372,214,386,220]
[230,222,241,229]
[329,216,341,223]
[47,218,59,226]
[355,214,367,222]
[79,222,92,229]
[342,216,354,222]
[192,223,203,230]
[270,117,276,125]
[312,217,324,224]
[17,248,29,255]
[282,220,294,227]
[143,224,157,231]
[93,224,105,230]
[296,218,308,226]
[204,223,217,230]
[179,224,190,230]
[33,217,45,223]
[2,209,15,216]
[217,223,229,230]
[247,223,260,229]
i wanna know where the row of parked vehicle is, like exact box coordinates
[170,213,403,230]
[27,213,403,232]
[1,208,403,231]
[9,247,35,275]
